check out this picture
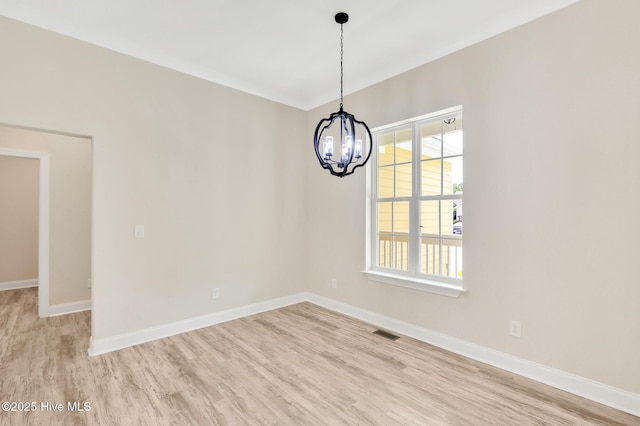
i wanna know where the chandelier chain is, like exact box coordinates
[340,22,344,110]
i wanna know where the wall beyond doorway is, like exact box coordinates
[0,156,39,284]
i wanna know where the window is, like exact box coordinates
[365,107,464,297]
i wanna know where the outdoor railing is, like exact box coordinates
[378,233,462,278]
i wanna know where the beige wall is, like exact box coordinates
[307,0,640,394]
[0,156,39,283]
[0,126,92,305]
[0,14,308,339]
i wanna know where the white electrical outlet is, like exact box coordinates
[87,278,92,289]
[509,320,522,338]
[212,287,220,299]
[331,278,338,289]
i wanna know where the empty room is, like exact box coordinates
[0,0,639,424]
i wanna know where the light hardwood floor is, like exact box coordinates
[1,287,638,425]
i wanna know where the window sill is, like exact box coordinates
[362,270,466,298]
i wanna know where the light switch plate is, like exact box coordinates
[135,225,145,239]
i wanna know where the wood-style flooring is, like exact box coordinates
[1,287,638,425]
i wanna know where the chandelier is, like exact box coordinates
[314,12,372,178]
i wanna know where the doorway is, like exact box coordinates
[0,125,91,318]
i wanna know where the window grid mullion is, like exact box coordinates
[409,122,420,275]
[438,121,444,276]
[391,132,396,269]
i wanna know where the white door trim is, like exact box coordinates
[0,148,50,317]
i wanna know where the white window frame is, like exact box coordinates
[363,106,465,298]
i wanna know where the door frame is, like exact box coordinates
[0,148,50,317]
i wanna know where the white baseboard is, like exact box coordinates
[85,291,639,417]
[48,299,91,316]
[303,292,640,418]
[0,279,38,291]
[88,292,307,357]
[0,280,90,317]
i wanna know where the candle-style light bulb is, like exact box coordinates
[342,136,353,164]
[323,136,334,160]
[354,139,362,159]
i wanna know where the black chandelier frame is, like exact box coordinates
[313,108,372,177]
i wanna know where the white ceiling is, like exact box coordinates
[0,0,580,110]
